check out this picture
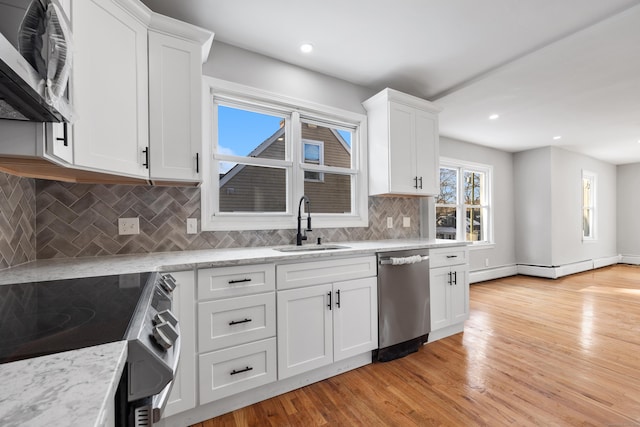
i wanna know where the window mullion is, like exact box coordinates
[291,111,303,210]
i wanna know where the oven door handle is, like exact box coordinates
[152,332,181,423]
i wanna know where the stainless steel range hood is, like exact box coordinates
[0,31,72,122]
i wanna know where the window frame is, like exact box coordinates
[582,170,597,241]
[436,157,493,245]
[201,77,369,231]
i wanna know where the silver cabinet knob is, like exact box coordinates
[152,321,178,349]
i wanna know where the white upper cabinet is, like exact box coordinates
[363,88,441,196]
[148,15,213,183]
[60,0,213,183]
[70,0,150,179]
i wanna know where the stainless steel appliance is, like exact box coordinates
[0,272,180,427]
[0,0,73,122]
[376,249,430,361]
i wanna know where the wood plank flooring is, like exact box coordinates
[192,265,640,426]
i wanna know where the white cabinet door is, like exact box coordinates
[450,266,469,324]
[163,270,197,418]
[429,266,453,331]
[388,102,418,194]
[333,277,378,362]
[414,108,439,195]
[277,284,333,379]
[70,0,149,178]
[45,123,73,164]
[429,263,469,333]
[148,31,201,182]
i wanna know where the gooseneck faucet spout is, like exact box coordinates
[296,195,312,246]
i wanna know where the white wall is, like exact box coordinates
[514,147,553,266]
[617,163,640,258]
[550,147,617,266]
[515,146,616,268]
[440,136,516,272]
[203,42,374,114]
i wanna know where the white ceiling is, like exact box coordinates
[141,0,640,165]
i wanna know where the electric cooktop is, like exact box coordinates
[0,272,152,364]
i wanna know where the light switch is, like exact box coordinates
[187,218,198,234]
[387,217,393,228]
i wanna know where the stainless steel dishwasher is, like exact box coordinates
[375,249,430,362]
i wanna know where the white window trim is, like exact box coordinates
[438,157,494,245]
[582,170,597,242]
[200,77,368,231]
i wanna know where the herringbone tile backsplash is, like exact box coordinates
[35,180,421,259]
[0,172,36,269]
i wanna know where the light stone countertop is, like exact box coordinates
[0,238,466,285]
[0,341,127,427]
[0,238,467,426]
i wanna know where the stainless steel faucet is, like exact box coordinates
[296,195,312,245]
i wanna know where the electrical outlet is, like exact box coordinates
[387,217,393,228]
[403,217,410,228]
[118,217,139,235]
[485,258,490,267]
[187,218,198,234]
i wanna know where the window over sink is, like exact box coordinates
[200,78,368,231]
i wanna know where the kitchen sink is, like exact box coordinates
[274,244,350,252]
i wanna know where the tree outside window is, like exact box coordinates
[436,160,491,243]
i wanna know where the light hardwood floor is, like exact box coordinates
[192,265,640,426]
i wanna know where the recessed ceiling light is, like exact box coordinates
[553,136,562,140]
[300,43,313,53]
[488,114,499,120]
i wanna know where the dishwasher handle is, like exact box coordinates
[379,255,428,266]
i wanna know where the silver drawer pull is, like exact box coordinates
[228,278,252,284]
[446,255,458,258]
[229,318,252,326]
[230,366,253,376]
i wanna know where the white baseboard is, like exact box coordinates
[516,256,620,279]
[470,265,518,283]
[594,255,621,269]
[620,255,640,265]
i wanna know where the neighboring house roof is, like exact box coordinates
[219,127,285,187]
[219,125,351,187]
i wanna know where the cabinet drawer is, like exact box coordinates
[199,338,277,403]
[198,292,276,352]
[429,248,468,268]
[198,264,275,300]
[277,256,377,290]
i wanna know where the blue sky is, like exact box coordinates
[218,105,352,159]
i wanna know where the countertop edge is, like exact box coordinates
[0,239,468,284]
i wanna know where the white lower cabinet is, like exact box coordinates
[276,257,378,380]
[199,338,277,403]
[196,263,277,405]
[163,270,197,418]
[198,292,276,353]
[429,247,469,340]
